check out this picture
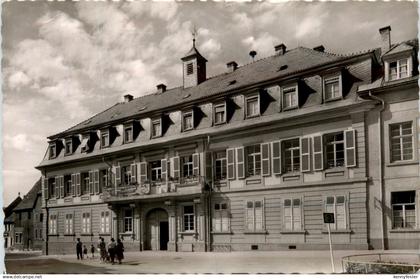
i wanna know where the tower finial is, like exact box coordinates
[192,25,197,48]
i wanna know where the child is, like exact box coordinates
[83,245,88,259]
[91,244,95,258]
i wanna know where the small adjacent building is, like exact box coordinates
[3,195,22,249]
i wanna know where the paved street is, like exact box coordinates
[4,250,419,274]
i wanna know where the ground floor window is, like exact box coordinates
[49,215,57,235]
[392,191,416,229]
[283,198,302,230]
[213,202,229,232]
[65,214,73,234]
[124,209,133,233]
[325,195,346,230]
[15,233,22,244]
[183,205,195,232]
[101,211,111,234]
[246,200,264,231]
[82,212,91,234]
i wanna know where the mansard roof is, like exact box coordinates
[51,46,376,139]
[14,178,41,211]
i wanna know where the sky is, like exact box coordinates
[2,1,418,205]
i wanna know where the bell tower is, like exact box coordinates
[181,31,207,88]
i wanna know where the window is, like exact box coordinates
[124,126,133,143]
[48,178,56,198]
[81,172,89,195]
[82,212,91,234]
[215,151,227,180]
[390,122,413,162]
[283,198,302,231]
[246,200,264,231]
[152,119,162,138]
[121,166,132,185]
[124,209,133,233]
[100,131,110,148]
[65,214,73,234]
[245,96,260,118]
[15,233,22,244]
[389,58,409,81]
[182,155,194,178]
[247,145,261,176]
[282,86,298,109]
[150,161,162,181]
[99,169,108,192]
[325,196,346,230]
[182,111,194,131]
[283,139,300,173]
[187,63,194,75]
[100,211,111,234]
[49,215,57,235]
[324,75,341,101]
[64,175,72,196]
[65,139,72,155]
[49,144,56,159]
[325,132,345,168]
[214,103,226,125]
[183,205,195,232]
[213,202,229,232]
[392,191,416,229]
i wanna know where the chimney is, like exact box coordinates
[379,26,391,55]
[226,61,238,72]
[274,44,287,55]
[123,94,133,103]
[157,84,167,94]
[313,45,325,52]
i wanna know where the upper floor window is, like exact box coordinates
[247,144,261,176]
[282,85,298,109]
[100,131,110,148]
[150,160,162,181]
[64,139,72,155]
[124,125,133,143]
[283,139,300,173]
[64,175,72,197]
[391,191,416,229]
[151,118,162,138]
[325,132,345,168]
[182,111,194,131]
[323,75,342,101]
[121,165,132,185]
[186,63,194,75]
[49,144,57,159]
[99,169,108,192]
[390,122,413,162]
[183,205,195,232]
[48,178,56,198]
[215,151,227,180]
[325,195,346,230]
[389,58,409,81]
[214,103,226,125]
[81,172,89,195]
[182,155,194,178]
[245,95,260,118]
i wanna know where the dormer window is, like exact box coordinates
[152,118,162,138]
[245,95,260,118]
[100,130,110,148]
[81,135,90,153]
[323,74,342,101]
[214,102,226,125]
[124,125,133,143]
[64,139,72,155]
[49,143,57,159]
[282,85,298,110]
[186,63,194,75]
[182,110,194,131]
[389,58,409,81]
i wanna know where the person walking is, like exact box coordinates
[90,244,95,259]
[76,238,83,260]
[83,245,88,259]
[98,237,106,262]
[116,238,125,264]
[108,238,116,264]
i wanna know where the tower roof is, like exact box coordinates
[181,45,207,62]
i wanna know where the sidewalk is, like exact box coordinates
[52,249,419,274]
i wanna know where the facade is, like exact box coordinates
[36,26,419,254]
[12,179,43,251]
[3,196,22,249]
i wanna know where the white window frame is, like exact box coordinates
[323,74,342,101]
[214,151,227,180]
[246,144,261,177]
[124,125,134,143]
[100,211,111,234]
[390,122,414,162]
[150,160,162,181]
[64,139,72,155]
[49,215,57,235]
[283,138,301,173]
[389,58,410,81]
[182,155,194,178]
[245,95,260,118]
[65,214,73,235]
[82,212,91,234]
[325,132,345,168]
[391,191,416,229]
[324,195,347,230]
[245,199,265,232]
[49,143,56,159]
[124,209,133,233]
[213,202,230,232]
[282,85,298,110]
[100,130,110,148]
[214,102,227,125]
[283,198,303,231]
[183,204,195,232]
[182,110,194,131]
[151,118,162,138]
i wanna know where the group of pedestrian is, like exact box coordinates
[76,237,124,264]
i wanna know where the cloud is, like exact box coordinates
[242,32,279,57]
[8,71,31,89]
[121,1,179,21]
[4,133,44,152]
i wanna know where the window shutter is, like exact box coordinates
[76,173,81,196]
[193,153,200,176]
[271,141,282,175]
[313,135,324,171]
[171,156,180,179]
[205,152,213,183]
[161,159,168,182]
[71,174,76,196]
[89,171,94,194]
[55,177,59,198]
[345,129,356,167]
[60,176,65,198]
[130,163,137,183]
[227,148,236,180]
[300,137,311,172]
[115,166,121,186]
[43,177,48,200]
[94,170,100,194]
[236,147,245,179]
[261,143,271,176]
[139,162,147,182]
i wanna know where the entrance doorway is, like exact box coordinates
[146,208,169,251]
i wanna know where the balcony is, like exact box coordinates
[102,176,206,202]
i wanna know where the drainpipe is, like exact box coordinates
[206,135,212,252]
[44,171,49,256]
[368,91,386,251]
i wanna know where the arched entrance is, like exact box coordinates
[146,208,169,251]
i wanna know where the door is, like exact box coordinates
[146,209,169,251]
